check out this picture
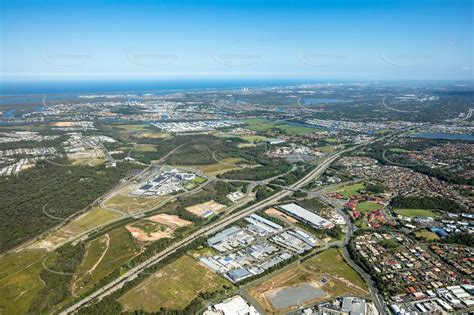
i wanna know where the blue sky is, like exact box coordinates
[1,0,472,81]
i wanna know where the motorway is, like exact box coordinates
[61,136,389,315]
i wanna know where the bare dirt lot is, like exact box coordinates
[50,121,76,127]
[185,200,226,217]
[247,249,369,313]
[265,207,297,223]
[147,214,192,227]
[125,224,172,242]
[126,214,192,242]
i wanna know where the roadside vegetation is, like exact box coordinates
[118,255,232,312]
[0,160,135,253]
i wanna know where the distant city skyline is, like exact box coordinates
[1,0,472,81]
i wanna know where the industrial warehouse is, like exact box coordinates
[132,168,198,196]
[278,203,335,229]
[198,213,319,283]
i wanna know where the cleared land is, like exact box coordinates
[147,214,192,227]
[118,255,231,312]
[318,145,345,154]
[132,132,169,139]
[247,248,368,313]
[126,214,191,243]
[265,207,297,223]
[105,191,168,213]
[50,121,78,127]
[180,157,247,176]
[114,124,151,132]
[0,249,50,315]
[71,227,139,296]
[241,135,268,142]
[394,208,439,218]
[31,207,122,250]
[356,201,383,212]
[187,246,218,259]
[131,144,156,152]
[185,200,226,217]
[328,182,365,198]
[113,124,169,140]
[126,221,172,242]
[68,150,107,166]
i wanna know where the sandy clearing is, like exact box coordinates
[185,200,226,217]
[265,207,297,223]
[50,121,76,127]
[147,214,192,227]
[125,225,173,242]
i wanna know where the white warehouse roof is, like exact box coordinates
[279,203,334,228]
[212,295,260,315]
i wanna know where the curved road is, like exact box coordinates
[61,135,390,314]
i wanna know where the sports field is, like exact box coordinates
[247,248,368,313]
[118,255,232,311]
[394,208,438,218]
[328,182,365,198]
[356,201,383,212]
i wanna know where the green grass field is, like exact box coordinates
[241,135,268,142]
[394,208,439,218]
[44,207,122,245]
[180,157,248,176]
[329,182,365,198]
[274,123,323,135]
[131,220,164,235]
[72,227,139,295]
[192,176,207,184]
[132,144,156,152]
[356,201,383,212]
[307,248,368,290]
[106,193,168,213]
[118,255,232,312]
[240,118,276,132]
[389,147,410,153]
[0,249,50,315]
[115,124,151,131]
[415,230,440,241]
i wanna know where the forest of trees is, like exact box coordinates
[0,160,134,252]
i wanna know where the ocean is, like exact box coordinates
[0,79,317,96]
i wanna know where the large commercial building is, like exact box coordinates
[279,203,334,229]
[205,295,260,315]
